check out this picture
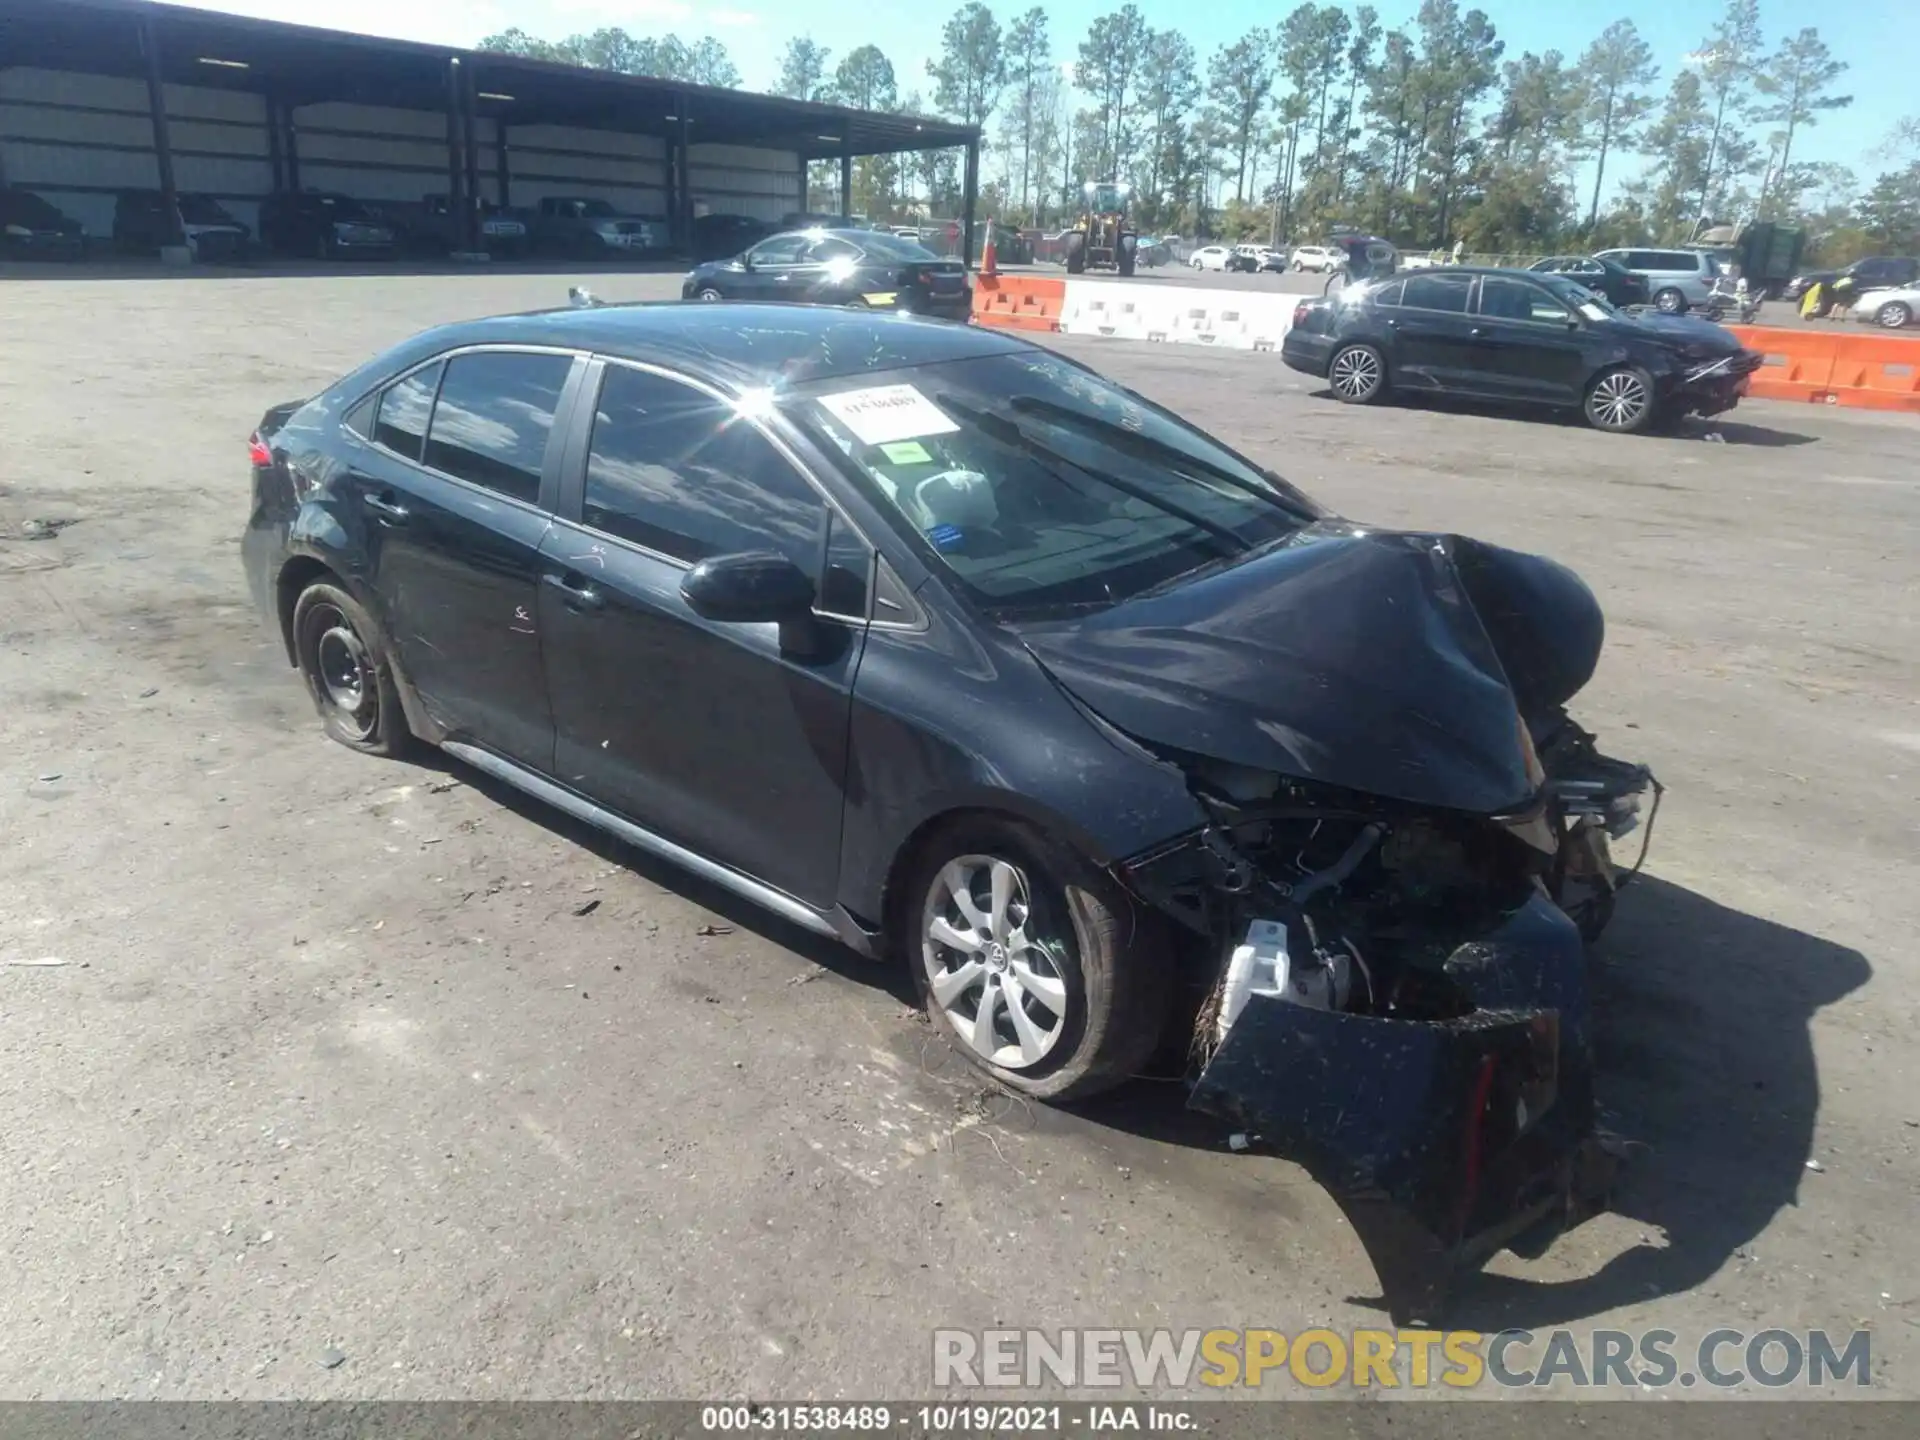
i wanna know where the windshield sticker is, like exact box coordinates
[879,440,934,465]
[926,524,965,551]
[818,384,961,446]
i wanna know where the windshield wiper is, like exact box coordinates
[937,396,1247,555]
[1004,395,1307,517]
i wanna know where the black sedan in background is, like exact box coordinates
[242,301,1656,1323]
[1283,267,1761,432]
[683,228,973,320]
[1526,254,1650,308]
[0,186,85,259]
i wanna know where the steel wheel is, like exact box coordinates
[305,603,379,741]
[1876,301,1911,329]
[920,854,1070,1072]
[1586,368,1652,432]
[1329,345,1384,403]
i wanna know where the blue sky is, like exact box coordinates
[191,1,1910,183]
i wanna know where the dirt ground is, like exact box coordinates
[0,267,1916,1401]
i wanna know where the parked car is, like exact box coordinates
[1282,267,1762,433]
[1226,244,1267,273]
[377,194,530,257]
[1188,244,1232,272]
[1781,267,1836,302]
[1527,254,1651,308]
[1259,249,1291,273]
[1290,244,1339,272]
[258,191,396,260]
[0,186,85,259]
[243,299,1654,1324]
[681,228,972,320]
[531,197,666,257]
[112,189,249,261]
[1796,255,1920,316]
[1591,246,1721,313]
[691,212,771,263]
[1846,284,1919,329]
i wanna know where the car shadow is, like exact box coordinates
[409,745,918,1008]
[1069,874,1869,1328]
[1333,390,1821,447]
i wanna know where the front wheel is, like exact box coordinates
[1584,366,1657,434]
[1653,287,1686,314]
[1876,300,1912,329]
[1328,343,1387,404]
[695,285,725,301]
[905,818,1169,1101]
[292,581,411,756]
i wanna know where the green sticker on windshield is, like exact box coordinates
[879,440,933,465]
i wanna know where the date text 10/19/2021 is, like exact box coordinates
[700,1405,1198,1433]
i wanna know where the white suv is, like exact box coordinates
[1290,245,1338,272]
[1593,247,1722,313]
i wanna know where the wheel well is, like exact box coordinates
[877,806,1077,962]
[274,556,341,665]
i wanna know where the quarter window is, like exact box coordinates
[373,361,441,461]
[422,350,574,504]
[583,364,829,572]
[1401,274,1473,313]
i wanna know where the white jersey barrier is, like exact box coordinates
[1056,279,1300,352]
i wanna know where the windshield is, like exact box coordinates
[859,231,940,262]
[792,352,1321,617]
[576,200,617,217]
[2,189,64,225]
[1536,272,1617,322]
[179,194,235,224]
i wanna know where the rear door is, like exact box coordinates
[536,358,871,907]
[1467,274,1588,406]
[344,346,585,767]
[1382,272,1480,391]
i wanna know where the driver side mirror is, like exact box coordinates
[680,550,815,624]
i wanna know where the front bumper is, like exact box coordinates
[1281,329,1335,377]
[1187,894,1610,1326]
[2,230,84,259]
[1669,350,1764,417]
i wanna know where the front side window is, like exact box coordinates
[807,236,862,263]
[1478,276,1569,324]
[747,235,810,267]
[422,350,574,504]
[583,364,829,571]
[374,361,442,461]
[1401,274,1473,313]
[792,351,1318,618]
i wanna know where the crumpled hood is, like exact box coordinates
[1014,523,1603,815]
[1617,310,1744,356]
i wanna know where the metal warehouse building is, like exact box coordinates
[0,0,980,254]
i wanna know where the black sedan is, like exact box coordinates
[0,186,85,259]
[243,301,1656,1323]
[683,228,972,320]
[1526,254,1650,307]
[1283,267,1761,432]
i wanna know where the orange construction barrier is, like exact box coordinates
[1823,334,1920,413]
[972,274,1065,333]
[979,218,999,279]
[1725,324,1920,411]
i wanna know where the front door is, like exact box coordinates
[736,233,812,300]
[536,359,870,908]
[1468,275,1589,406]
[1385,271,1480,391]
[345,347,583,767]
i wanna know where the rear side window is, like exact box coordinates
[582,364,829,570]
[807,236,862,262]
[1368,278,1406,306]
[423,350,574,504]
[373,362,441,461]
[1401,274,1472,313]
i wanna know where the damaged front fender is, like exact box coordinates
[1188,894,1613,1326]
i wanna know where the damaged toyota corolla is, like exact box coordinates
[243,304,1657,1326]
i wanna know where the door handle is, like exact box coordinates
[363,492,409,523]
[1469,326,1488,338]
[542,571,604,611]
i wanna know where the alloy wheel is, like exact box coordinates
[1588,370,1649,430]
[1654,288,1683,313]
[1878,302,1911,329]
[920,855,1070,1071]
[1330,347,1381,401]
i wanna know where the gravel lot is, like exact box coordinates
[1,265,1916,1400]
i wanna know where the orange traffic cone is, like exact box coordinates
[980,218,998,279]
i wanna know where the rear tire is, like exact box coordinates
[1584,365,1657,434]
[903,816,1170,1102]
[1876,300,1912,329]
[292,581,411,757]
[1117,245,1136,278]
[1327,343,1387,404]
[1065,237,1087,275]
[1653,287,1686,314]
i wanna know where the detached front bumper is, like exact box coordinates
[1187,893,1611,1326]
[1669,350,1764,417]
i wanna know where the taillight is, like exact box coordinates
[1292,303,1310,328]
[248,433,273,467]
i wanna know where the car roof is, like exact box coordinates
[376,303,1028,390]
